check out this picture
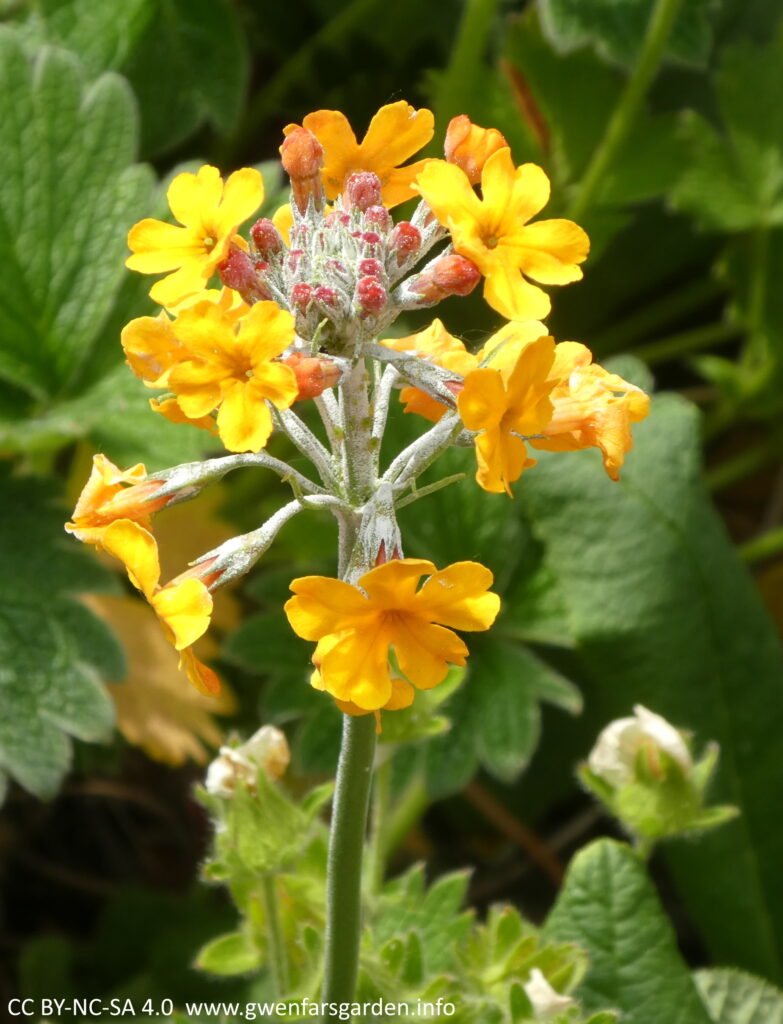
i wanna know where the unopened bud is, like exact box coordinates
[205,725,291,797]
[344,172,383,211]
[172,555,223,591]
[218,247,264,303]
[361,231,381,247]
[409,254,480,303]
[325,210,351,230]
[313,285,339,308]
[445,115,508,184]
[281,126,325,213]
[358,258,383,279]
[250,218,283,257]
[287,249,304,273]
[523,970,575,1019]
[291,282,313,312]
[390,221,421,263]
[364,205,391,232]
[284,352,342,399]
[355,275,387,315]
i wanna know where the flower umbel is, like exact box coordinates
[284,559,500,712]
[415,149,589,321]
[127,165,264,307]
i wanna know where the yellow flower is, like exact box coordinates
[458,335,557,495]
[285,558,500,712]
[101,520,219,695]
[285,101,434,208]
[126,165,264,307]
[415,150,589,321]
[531,342,650,480]
[384,319,479,422]
[66,454,170,548]
[165,299,298,453]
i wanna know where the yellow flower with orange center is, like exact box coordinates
[127,165,264,307]
[65,455,170,548]
[415,149,589,321]
[531,342,651,480]
[285,101,434,208]
[101,520,219,695]
[284,558,500,712]
[458,335,557,496]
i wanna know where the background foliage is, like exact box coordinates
[2,0,783,1018]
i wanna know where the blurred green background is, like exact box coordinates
[2,0,783,1014]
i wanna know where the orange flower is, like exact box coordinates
[531,343,650,480]
[415,150,589,321]
[444,115,508,184]
[458,335,557,495]
[285,101,434,208]
[127,165,264,307]
[384,319,479,422]
[101,520,219,695]
[285,558,500,712]
[66,455,170,548]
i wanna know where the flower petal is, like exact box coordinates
[360,101,434,171]
[320,625,393,710]
[213,167,265,237]
[458,368,506,432]
[414,159,484,231]
[357,558,436,608]
[126,220,202,272]
[415,561,500,631]
[514,219,590,283]
[393,618,467,691]
[152,578,212,650]
[483,261,551,321]
[167,166,223,228]
[180,646,221,696]
[285,577,371,640]
[216,379,274,452]
[101,520,160,599]
[300,109,359,197]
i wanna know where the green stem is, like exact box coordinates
[634,322,739,366]
[261,873,289,997]
[433,0,501,137]
[367,755,393,894]
[707,438,780,493]
[568,0,682,221]
[381,775,429,861]
[321,713,377,1009]
[591,277,724,356]
[739,525,783,565]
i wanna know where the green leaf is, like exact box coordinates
[523,395,783,979]
[544,839,713,1024]
[121,0,249,156]
[0,29,153,400]
[673,35,783,230]
[695,968,783,1024]
[195,931,262,976]
[20,0,154,75]
[0,471,117,799]
[539,0,718,68]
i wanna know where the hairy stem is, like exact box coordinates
[261,873,289,997]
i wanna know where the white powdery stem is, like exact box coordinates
[275,407,338,489]
[193,495,344,587]
[370,363,399,469]
[313,390,344,452]
[344,481,401,583]
[148,451,327,502]
[383,411,464,492]
[341,358,376,504]
[366,343,459,410]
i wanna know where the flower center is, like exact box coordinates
[485,235,499,249]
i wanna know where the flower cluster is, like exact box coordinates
[66,100,649,714]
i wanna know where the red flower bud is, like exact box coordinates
[291,282,313,311]
[325,210,351,229]
[281,126,325,213]
[390,221,421,264]
[409,254,481,303]
[313,285,339,308]
[284,353,342,400]
[364,205,391,232]
[344,172,383,211]
[358,258,383,279]
[218,247,257,293]
[250,218,283,257]
[355,276,387,315]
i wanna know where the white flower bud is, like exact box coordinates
[523,968,575,1018]
[205,725,291,797]
[588,704,692,788]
